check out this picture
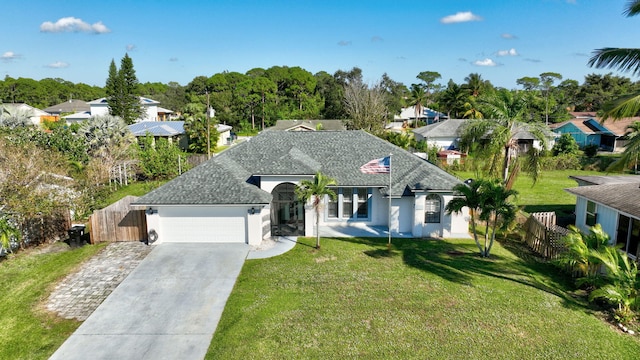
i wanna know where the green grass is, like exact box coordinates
[208,237,640,359]
[0,243,106,360]
[453,170,603,215]
[103,180,165,206]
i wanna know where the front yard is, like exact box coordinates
[207,236,640,359]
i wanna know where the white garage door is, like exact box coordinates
[158,206,247,243]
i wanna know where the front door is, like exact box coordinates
[271,183,305,236]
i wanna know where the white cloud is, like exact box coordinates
[126,44,136,51]
[1,51,19,60]
[497,48,518,56]
[501,33,517,39]
[47,61,69,68]
[40,17,111,34]
[440,11,482,24]
[473,58,497,67]
[337,40,352,46]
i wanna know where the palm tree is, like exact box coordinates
[0,217,20,254]
[556,224,611,288]
[464,73,485,97]
[440,80,467,118]
[78,115,135,160]
[588,0,640,120]
[0,105,34,129]
[460,89,546,187]
[295,172,337,249]
[407,84,427,128]
[480,181,518,257]
[607,121,640,173]
[589,246,640,323]
[445,180,487,256]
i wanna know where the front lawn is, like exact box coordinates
[207,237,640,359]
[0,243,105,359]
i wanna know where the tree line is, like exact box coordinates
[2,65,640,132]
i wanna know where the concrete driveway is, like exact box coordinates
[50,243,249,360]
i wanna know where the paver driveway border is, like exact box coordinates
[50,243,249,360]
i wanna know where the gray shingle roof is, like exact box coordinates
[134,130,463,206]
[128,121,185,137]
[566,182,640,218]
[43,100,90,114]
[413,119,467,138]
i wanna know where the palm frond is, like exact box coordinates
[600,92,640,120]
[623,0,640,16]
[588,48,640,76]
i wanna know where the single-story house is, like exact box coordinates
[565,175,640,259]
[128,121,233,149]
[128,121,189,150]
[268,119,346,131]
[133,130,470,245]
[412,119,467,150]
[550,116,640,152]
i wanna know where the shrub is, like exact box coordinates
[553,134,579,156]
[583,144,598,158]
[539,153,581,170]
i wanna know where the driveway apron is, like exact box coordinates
[50,243,249,360]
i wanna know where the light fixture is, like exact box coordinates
[145,207,158,215]
[248,207,256,215]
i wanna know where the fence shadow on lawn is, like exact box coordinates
[335,236,587,311]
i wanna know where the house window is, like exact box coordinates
[356,188,368,218]
[425,194,441,223]
[327,192,338,218]
[586,200,597,226]
[326,187,370,221]
[617,214,640,258]
[342,188,353,218]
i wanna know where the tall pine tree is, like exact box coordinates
[105,53,143,124]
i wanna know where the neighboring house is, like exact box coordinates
[268,119,346,131]
[550,116,640,152]
[510,124,557,153]
[1,103,50,126]
[395,106,447,125]
[565,175,640,259]
[128,121,234,149]
[128,121,189,150]
[62,97,168,124]
[133,130,470,246]
[412,119,467,150]
[216,124,233,147]
[43,99,90,116]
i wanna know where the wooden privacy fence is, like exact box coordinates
[89,196,147,243]
[523,212,570,260]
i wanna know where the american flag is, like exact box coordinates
[360,156,390,174]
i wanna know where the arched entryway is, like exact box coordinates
[271,183,305,236]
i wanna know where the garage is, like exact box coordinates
[157,206,247,243]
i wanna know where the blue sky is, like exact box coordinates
[1,0,639,89]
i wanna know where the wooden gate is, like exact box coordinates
[89,196,147,243]
[523,212,569,259]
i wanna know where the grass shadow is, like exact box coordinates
[334,235,588,311]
